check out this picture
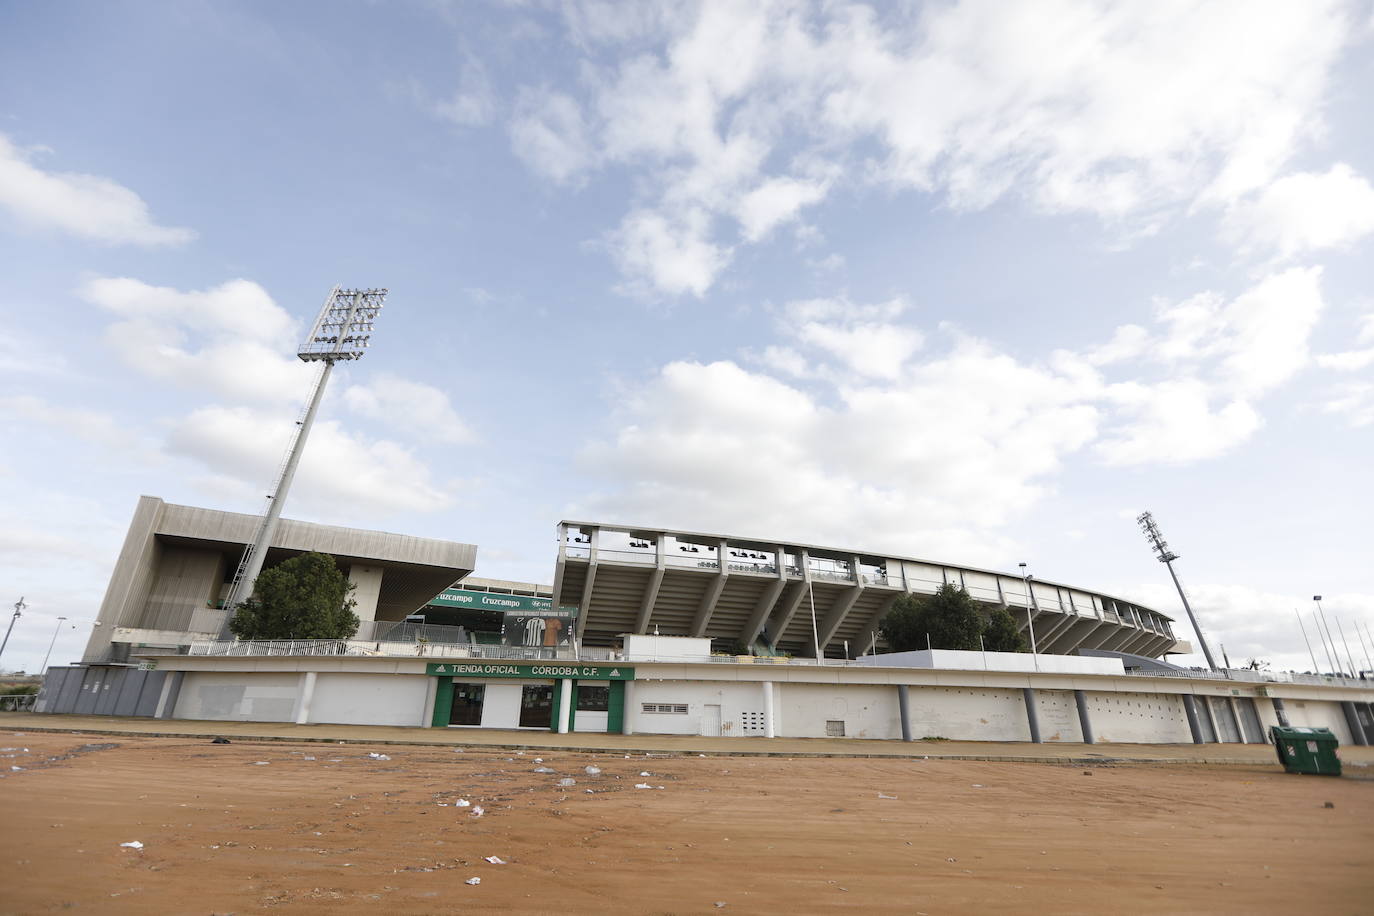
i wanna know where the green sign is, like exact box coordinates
[427,590,571,614]
[426,661,634,680]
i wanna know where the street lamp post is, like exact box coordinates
[0,597,26,668]
[40,616,68,674]
[1018,563,1039,669]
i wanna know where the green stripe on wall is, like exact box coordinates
[431,677,454,727]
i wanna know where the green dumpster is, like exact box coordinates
[1271,726,1341,776]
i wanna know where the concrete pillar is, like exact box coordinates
[762,681,775,738]
[348,564,384,623]
[1073,689,1095,744]
[897,684,912,742]
[622,681,635,736]
[1341,701,1368,746]
[1182,695,1204,744]
[1199,695,1219,742]
[422,677,438,728]
[1270,696,1290,728]
[557,678,573,734]
[295,671,318,725]
[155,671,184,719]
[1023,687,1042,743]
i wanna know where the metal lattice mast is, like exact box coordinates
[1137,511,1218,670]
[221,287,388,618]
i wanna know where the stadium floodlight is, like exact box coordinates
[1136,511,1218,670]
[222,287,389,619]
[40,616,68,674]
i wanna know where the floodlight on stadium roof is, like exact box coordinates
[298,286,388,362]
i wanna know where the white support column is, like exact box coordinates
[762,681,775,738]
[622,681,635,736]
[422,676,438,728]
[557,678,573,734]
[295,671,317,725]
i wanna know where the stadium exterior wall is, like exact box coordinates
[38,655,1374,748]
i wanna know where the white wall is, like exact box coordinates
[631,681,774,736]
[857,650,1124,675]
[1281,698,1354,743]
[1083,690,1192,744]
[175,672,300,722]
[622,634,712,660]
[1033,689,1083,742]
[776,683,901,739]
[905,686,1030,741]
[307,673,428,727]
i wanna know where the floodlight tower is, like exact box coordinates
[222,287,388,616]
[1137,511,1218,671]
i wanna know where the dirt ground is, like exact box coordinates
[1,730,1370,915]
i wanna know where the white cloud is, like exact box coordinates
[0,133,195,246]
[0,395,151,454]
[432,54,497,126]
[736,175,829,242]
[79,277,312,403]
[510,88,596,185]
[167,405,454,516]
[1321,381,1374,427]
[1127,581,1374,674]
[1316,349,1374,372]
[343,373,473,444]
[610,207,729,297]
[1227,163,1374,258]
[517,1,1356,295]
[580,268,1332,550]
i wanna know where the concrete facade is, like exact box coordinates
[85,496,477,661]
[48,648,1369,749]
[552,521,1182,660]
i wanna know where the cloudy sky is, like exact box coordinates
[3,0,1373,676]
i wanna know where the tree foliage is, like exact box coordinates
[228,551,360,641]
[982,606,1029,652]
[878,584,1028,653]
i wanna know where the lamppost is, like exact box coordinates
[221,287,388,618]
[1018,563,1039,669]
[0,597,25,668]
[39,616,68,674]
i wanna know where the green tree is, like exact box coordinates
[228,551,359,640]
[878,584,984,651]
[981,606,1028,652]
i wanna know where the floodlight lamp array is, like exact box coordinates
[1136,510,1178,564]
[298,287,388,362]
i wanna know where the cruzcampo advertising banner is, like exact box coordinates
[426,661,634,680]
[427,589,554,612]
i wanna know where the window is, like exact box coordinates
[825,720,846,737]
[642,703,689,714]
[577,686,610,712]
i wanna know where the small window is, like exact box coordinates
[825,720,846,737]
[642,703,689,714]
[577,686,610,712]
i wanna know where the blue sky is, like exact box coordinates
[3,0,1373,675]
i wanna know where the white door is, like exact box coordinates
[702,704,722,737]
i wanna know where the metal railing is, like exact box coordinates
[0,694,36,712]
[1118,667,1374,689]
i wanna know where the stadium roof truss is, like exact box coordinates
[551,521,1181,659]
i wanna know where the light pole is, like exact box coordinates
[40,616,68,674]
[1018,563,1039,668]
[1137,512,1218,670]
[221,287,388,619]
[0,597,25,669]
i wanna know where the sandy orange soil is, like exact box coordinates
[1,730,1370,915]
